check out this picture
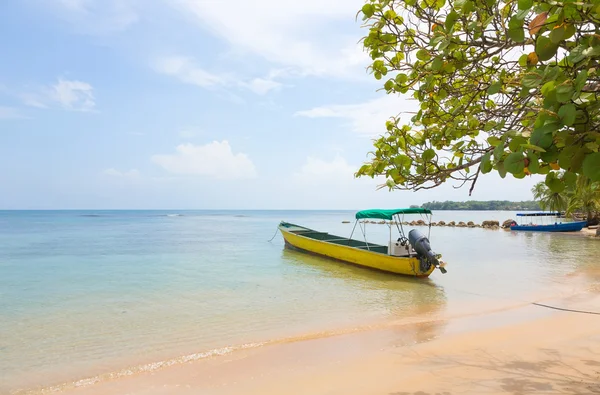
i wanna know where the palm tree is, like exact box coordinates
[566,177,600,223]
[530,182,568,213]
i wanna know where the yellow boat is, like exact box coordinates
[278,208,446,278]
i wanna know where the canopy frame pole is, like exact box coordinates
[388,219,392,255]
[360,221,370,250]
[428,213,432,239]
[397,214,405,238]
[348,219,358,241]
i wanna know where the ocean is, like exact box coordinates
[1,210,598,394]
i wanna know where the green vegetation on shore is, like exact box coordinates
[532,175,600,223]
[414,201,540,211]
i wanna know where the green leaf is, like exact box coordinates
[416,49,431,61]
[509,136,527,152]
[508,27,525,43]
[549,26,565,44]
[569,45,588,63]
[497,162,507,178]
[540,146,559,163]
[562,171,577,188]
[518,54,529,67]
[535,36,559,61]
[564,24,576,39]
[445,10,458,30]
[555,82,574,103]
[422,148,436,162]
[432,56,443,71]
[574,70,588,94]
[504,152,526,174]
[518,0,532,10]
[481,152,493,174]
[393,154,413,169]
[396,74,409,84]
[522,72,543,88]
[362,4,375,17]
[521,143,546,152]
[557,104,576,126]
[484,121,496,131]
[530,127,554,149]
[487,82,501,95]
[541,81,555,96]
[582,152,600,181]
[462,0,474,13]
[527,153,540,173]
[558,146,577,170]
[546,173,565,193]
[493,144,505,162]
[487,136,502,146]
[570,149,586,173]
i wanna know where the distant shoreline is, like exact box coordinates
[415,200,540,211]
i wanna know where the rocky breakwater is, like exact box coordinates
[481,220,501,230]
[349,219,507,230]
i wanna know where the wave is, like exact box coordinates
[13,342,265,394]
[13,299,545,395]
[12,320,418,395]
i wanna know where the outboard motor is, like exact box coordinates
[408,229,446,273]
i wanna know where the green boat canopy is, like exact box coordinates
[355,208,432,220]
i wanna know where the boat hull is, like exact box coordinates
[279,225,434,278]
[510,221,587,232]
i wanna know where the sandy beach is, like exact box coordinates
[34,290,600,395]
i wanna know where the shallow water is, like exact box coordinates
[0,210,598,393]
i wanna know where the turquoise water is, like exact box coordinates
[1,210,598,394]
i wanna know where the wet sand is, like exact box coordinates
[38,292,600,395]
[582,227,599,237]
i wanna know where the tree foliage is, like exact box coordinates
[417,200,540,210]
[355,0,600,195]
[531,179,569,212]
[531,174,600,219]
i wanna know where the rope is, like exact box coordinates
[268,226,279,242]
[531,302,600,316]
[447,287,600,316]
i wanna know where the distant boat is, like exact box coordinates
[278,208,447,278]
[510,212,586,232]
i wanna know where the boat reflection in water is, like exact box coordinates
[280,246,447,346]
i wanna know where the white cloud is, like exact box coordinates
[49,0,138,34]
[151,141,257,180]
[154,56,283,96]
[154,56,225,88]
[284,155,396,209]
[293,155,359,186]
[22,78,96,112]
[51,79,95,111]
[242,78,282,95]
[20,93,48,109]
[295,95,419,137]
[0,106,26,120]
[102,168,140,177]
[173,0,370,78]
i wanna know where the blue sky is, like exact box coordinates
[0,0,543,209]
